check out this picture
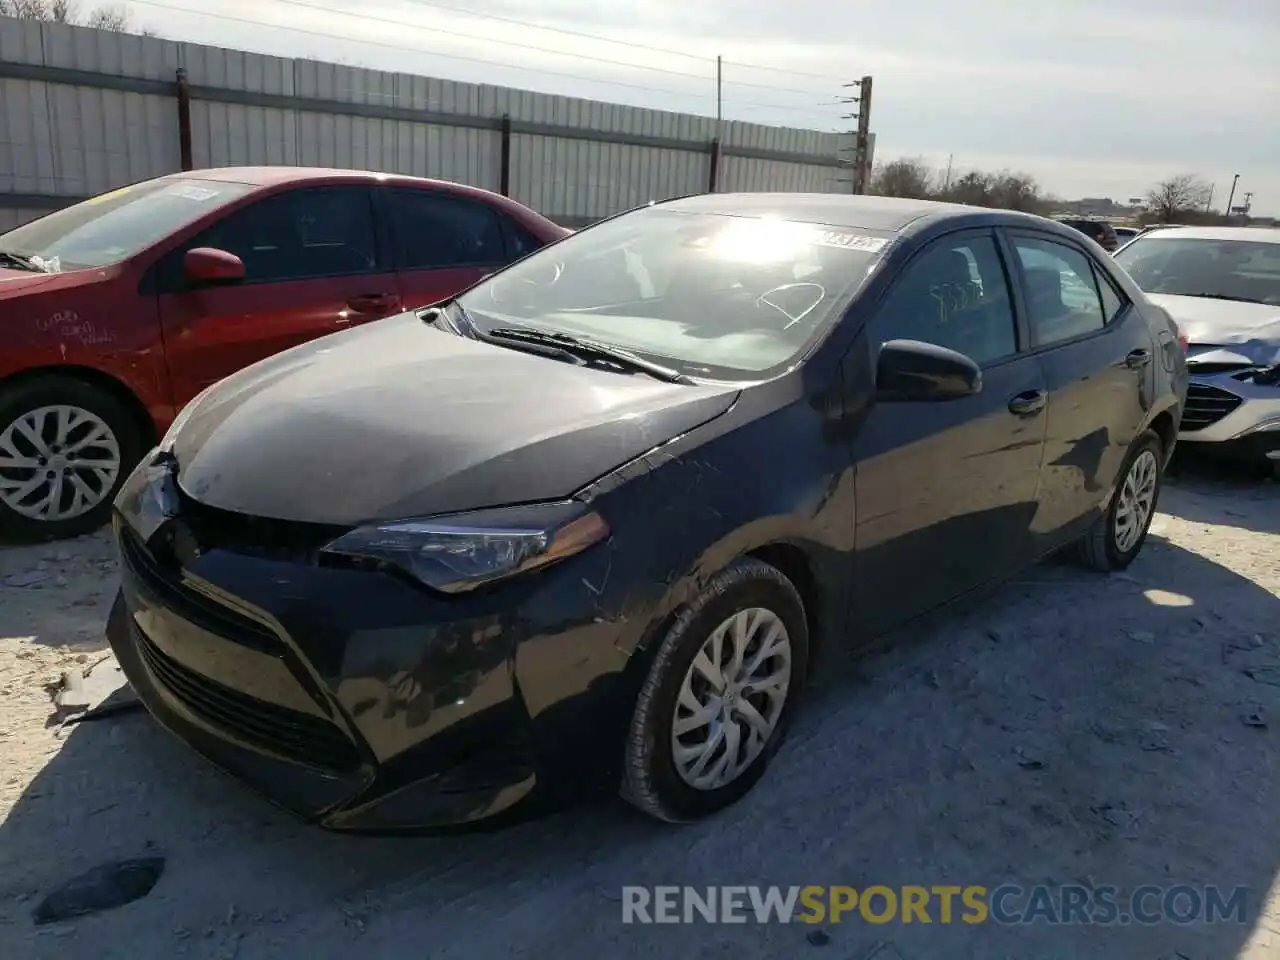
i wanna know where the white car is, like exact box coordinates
[1113,226,1280,475]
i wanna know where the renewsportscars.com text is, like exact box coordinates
[621,884,1250,926]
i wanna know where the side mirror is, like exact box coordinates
[876,339,982,402]
[183,247,245,287]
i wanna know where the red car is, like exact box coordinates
[0,167,568,541]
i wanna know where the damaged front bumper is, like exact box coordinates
[106,469,639,832]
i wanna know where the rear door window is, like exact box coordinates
[1012,236,1107,346]
[387,189,506,269]
[1092,264,1128,322]
[501,217,546,260]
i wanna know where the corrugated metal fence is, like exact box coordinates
[0,17,866,232]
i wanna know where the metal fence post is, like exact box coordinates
[708,138,721,193]
[499,114,512,197]
[175,68,193,171]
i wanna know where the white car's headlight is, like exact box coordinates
[321,502,610,594]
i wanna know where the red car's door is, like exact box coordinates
[383,187,515,310]
[155,185,401,407]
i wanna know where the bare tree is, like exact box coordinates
[939,170,995,207]
[83,4,127,29]
[986,171,1050,213]
[870,157,936,199]
[1145,174,1212,223]
[0,0,148,33]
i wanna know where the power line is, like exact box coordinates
[129,0,845,123]
[720,58,853,83]
[365,0,848,85]
[267,0,837,99]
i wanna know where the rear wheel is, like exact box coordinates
[621,557,809,823]
[1074,429,1163,572]
[0,377,146,542]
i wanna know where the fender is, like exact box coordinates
[576,388,857,667]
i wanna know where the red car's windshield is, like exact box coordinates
[0,177,253,270]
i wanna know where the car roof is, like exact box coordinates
[1128,225,1280,244]
[158,166,512,203]
[164,166,417,187]
[148,166,567,233]
[659,192,1048,235]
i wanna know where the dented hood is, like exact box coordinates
[171,311,739,525]
[1146,293,1280,347]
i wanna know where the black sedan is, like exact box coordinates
[107,194,1188,831]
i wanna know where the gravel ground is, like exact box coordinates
[1,460,1278,960]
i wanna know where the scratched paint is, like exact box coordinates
[35,310,116,346]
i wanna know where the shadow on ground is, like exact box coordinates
[1,505,1278,959]
[1163,450,1280,536]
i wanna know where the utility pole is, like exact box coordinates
[944,154,954,192]
[1224,173,1240,219]
[715,55,723,129]
[839,76,874,194]
[1204,183,1214,213]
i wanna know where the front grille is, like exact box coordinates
[119,527,283,655]
[135,623,361,772]
[175,487,348,562]
[1181,383,1244,432]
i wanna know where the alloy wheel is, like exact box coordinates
[670,607,792,791]
[1114,448,1159,553]
[0,404,122,522]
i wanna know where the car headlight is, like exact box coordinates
[1256,363,1280,387]
[114,451,180,542]
[321,502,610,594]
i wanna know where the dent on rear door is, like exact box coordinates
[1019,243,1155,546]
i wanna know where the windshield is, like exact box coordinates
[1115,236,1280,306]
[457,208,890,380]
[0,178,253,270]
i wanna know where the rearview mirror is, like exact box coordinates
[876,339,982,402]
[184,247,245,287]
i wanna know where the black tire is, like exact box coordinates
[1074,429,1164,572]
[621,556,810,823]
[0,377,147,543]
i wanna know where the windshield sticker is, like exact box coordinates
[812,231,889,253]
[166,183,223,202]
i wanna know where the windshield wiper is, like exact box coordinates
[485,326,693,384]
[1180,292,1267,304]
[0,250,44,272]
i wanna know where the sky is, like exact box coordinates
[113,0,1279,213]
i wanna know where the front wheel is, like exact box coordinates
[1073,429,1164,572]
[0,377,146,542]
[621,557,809,823]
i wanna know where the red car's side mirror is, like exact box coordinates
[184,247,245,287]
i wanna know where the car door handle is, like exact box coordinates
[346,293,398,314]
[1124,348,1152,369]
[1007,389,1047,416]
